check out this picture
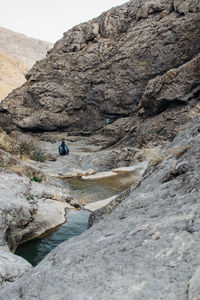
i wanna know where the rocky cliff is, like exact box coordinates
[0,27,52,67]
[0,0,199,138]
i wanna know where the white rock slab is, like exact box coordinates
[31,199,70,239]
[112,161,148,174]
[81,171,118,180]
[50,169,96,179]
[84,195,117,212]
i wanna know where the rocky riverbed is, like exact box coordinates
[0,130,148,289]
[0,108,200,300]
[0,0,199,298]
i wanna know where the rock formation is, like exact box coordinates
[0,250,32,289]
[0,149,76,288]
[0,0,199,136]
[0,168,73,250]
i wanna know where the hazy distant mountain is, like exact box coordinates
[0,27,53,100]
[0,27,53,67]
[0,49,29,100]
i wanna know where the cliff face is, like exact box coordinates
[0,27,52,67]
[0,0,199,133]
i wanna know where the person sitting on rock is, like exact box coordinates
[59,140,69,156]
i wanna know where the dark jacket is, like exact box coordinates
[59,142,69,155]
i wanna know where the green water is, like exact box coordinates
[15,172,138,266]
[15,210,90,266]
[64,172,138,204]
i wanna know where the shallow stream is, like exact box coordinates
[16,172,138,266]
[64,172,138,204]
[15,210,90,266]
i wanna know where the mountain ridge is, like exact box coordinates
[0,26,53,67]
[0,27,53,101]
[0,49,28,101]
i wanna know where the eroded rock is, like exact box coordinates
[139,54,200,116]
[0,170,71,288]
[174,0,200,14]
[0,0,199,133]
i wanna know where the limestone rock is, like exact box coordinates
[0,171,71,250]
[112,161,148,174]
[88,187,132,227]
[30,199,69,238]
[84,195,117,212]
[0,0,199,132]
[189,266,200,300]
[0,169,72,288]
[30,181,72,203]
[0,250,32,289]
[0,172,36,251]
[81,171,118,180]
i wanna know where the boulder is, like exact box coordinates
[30,181,72,203]
[0,171,72,250]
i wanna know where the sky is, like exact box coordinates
[0,0,128,43]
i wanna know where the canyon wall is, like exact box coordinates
[0,0,199,134]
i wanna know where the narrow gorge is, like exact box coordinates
[0,0,200,299]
